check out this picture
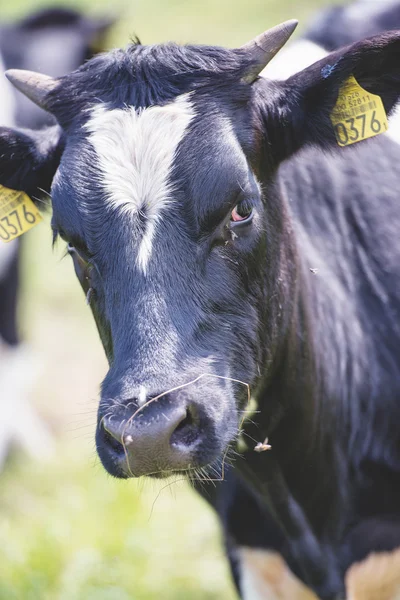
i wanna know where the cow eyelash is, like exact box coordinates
[52,227,90,257]
[67,242,103,286]
[64,238,92,262]
[67,243,93,270]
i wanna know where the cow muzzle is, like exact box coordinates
[96,388,218,478]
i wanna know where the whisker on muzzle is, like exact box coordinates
[118,372,252,482]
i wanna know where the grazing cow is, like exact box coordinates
[0,7,113,467]
[1,21,400,599]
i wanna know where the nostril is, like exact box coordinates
[102,419,124,453]
[170,404,200,448]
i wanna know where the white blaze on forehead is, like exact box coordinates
[85,95,195,273]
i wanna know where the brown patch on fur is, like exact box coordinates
[345,548,400,600]
[240,547,319,599]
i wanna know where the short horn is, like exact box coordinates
[5,69,57,111]
[240,19,299,82]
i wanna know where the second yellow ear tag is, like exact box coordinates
[0,185,43,243]
[330,75,388,147]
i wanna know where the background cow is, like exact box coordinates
[0,7,113,468]
[265,1,400,84]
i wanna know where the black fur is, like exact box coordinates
[2,32,400,599]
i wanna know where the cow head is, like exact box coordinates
[2,23,400,479]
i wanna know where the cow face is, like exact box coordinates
[2,24,400,479]
[49,62,265,479]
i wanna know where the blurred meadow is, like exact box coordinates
[1,0,346,598]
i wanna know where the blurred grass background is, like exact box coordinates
[0,1,346,598]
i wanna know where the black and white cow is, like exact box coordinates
[0,8,113,467]
[2,19,400,599]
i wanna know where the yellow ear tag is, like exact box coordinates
[330,75,388,147]
[0,185,43,243]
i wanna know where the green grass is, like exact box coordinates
[1,1,350,598]
[0,442,237,600]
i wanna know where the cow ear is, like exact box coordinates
[0,125,64,203]
[257,32,400,161]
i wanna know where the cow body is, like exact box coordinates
[2,22,400,599]
[256,134,400,560]
[198,134,400,599]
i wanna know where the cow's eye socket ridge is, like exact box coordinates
[230,200,253,224]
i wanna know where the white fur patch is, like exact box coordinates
[240,547,319,600]
[261,40,328,81]
[386,104,400,145]
[85,96,195,273]
[345,548,400,600]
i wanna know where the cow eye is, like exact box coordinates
[67,242,75,254]
[230,200,253,223]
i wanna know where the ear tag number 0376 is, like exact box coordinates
[330,75,388,147]
[0,185,42,243]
